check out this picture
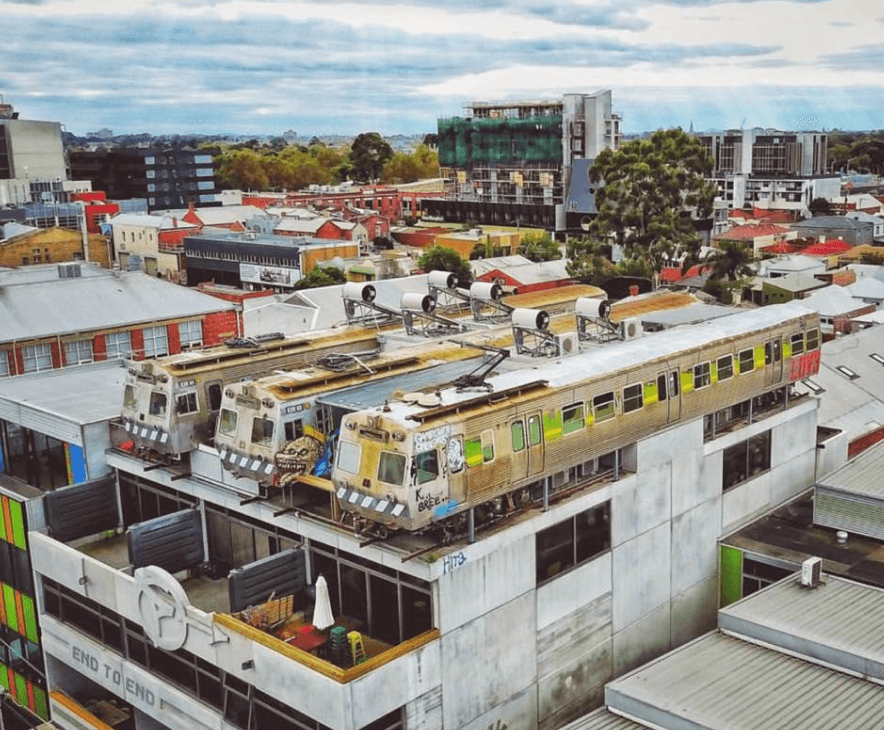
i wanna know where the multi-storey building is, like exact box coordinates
[695,128,840,211]
[69,147,221,212]
[427,91,622,232]
[19,302,826,730]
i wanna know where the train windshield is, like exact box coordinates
[148,392,167,416]
[251,417,274,446]
[336,440,361,474]
[218,408,237,436]
[123,385,138,410]
[377,451,406,486]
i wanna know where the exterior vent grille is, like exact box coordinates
[57,262,82,279]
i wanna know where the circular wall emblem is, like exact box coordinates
[134,566,190,650]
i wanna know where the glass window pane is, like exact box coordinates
[415,450,439,484]
[791,332,805,356]
[717,355,733,381]
[250,417,273,446]
[593,392,615,422]
[528,416,541,446]
[218,408,237,436]
[536,521,574,583]
[377,452,406,485]
[623,385,643,413]
[337,440,361,474]
[562,404,585,434]
[149,391,167,416]
[123,384,138,410]
[738,349,754,374]
[806,328,819,351]
[481,431,494,462]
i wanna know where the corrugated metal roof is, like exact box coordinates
[720,574,884,682]
[606,631,884,730]
[639,303,739,328]
[0,268,236,342]
[819,440,884,498]
[561,709,645,730]
[0,359,125,428]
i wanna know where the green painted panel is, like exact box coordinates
[21,594,37,644]
[680,370,694,394]
[783,340,792,359]
[720,545,743,607]
[644,381,658,405]
[3,585,17,632]
[710,362,718,384]
[0,663,8,691]
[33,685,48,719]
[13,673,25,705]
[8,500,25,551]
[754,346,765,370]
[543,411,562,441]
[464,438,483,468]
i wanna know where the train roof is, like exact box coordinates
[374,302,817,425]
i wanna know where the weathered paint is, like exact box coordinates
[719,545,743,607]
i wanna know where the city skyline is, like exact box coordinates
[2,0,883,137]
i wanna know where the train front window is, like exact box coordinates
[251,417,274,446]
[415,450,439,484]
[337,440,361,474]
[149,391,167,416]
[218,408,237,437]
[378,452,406,486]
[123,384,138,410]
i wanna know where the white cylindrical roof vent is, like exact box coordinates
[342,281,376,303]
[401,292,436,314]
[428,270,458,289]
[471,281,503,301]
[512,308,550,331]
[575,297,611,320]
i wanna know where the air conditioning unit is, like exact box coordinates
[557,332,579,356]
[800,556,822,588]
[620,317,642,341]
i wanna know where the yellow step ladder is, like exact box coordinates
[348,631,366,665]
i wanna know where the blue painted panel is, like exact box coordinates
[68,443,88,484]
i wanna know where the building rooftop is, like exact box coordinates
[110,213,197,230]
[802,239,852,256]
[793,215,872,230]
[0,264,236,342]
[716,223,790,240]
[802,285,868,316]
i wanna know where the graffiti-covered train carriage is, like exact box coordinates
[120,328,389,457]
[330,303,822,536]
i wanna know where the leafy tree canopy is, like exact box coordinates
[350,132,394,183]
[808,197,831,215]
[293,266,347,290]
[416,245,472,285]
[573,128,717,274]
[382,144,439,184]
[518,232,562,262]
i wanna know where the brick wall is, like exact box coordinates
[93,334,107,362]
[203,311,240,345]
[168,323,182,354]
[130,329,145,361]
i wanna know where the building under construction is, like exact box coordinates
[425,91,622,233]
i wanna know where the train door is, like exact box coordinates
[526,412,544,477]
[765,337,783,385]
[205,379,222,432]
[667,369,681,422]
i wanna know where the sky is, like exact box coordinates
[2,0,883,138]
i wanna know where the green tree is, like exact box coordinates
[574,128,717,273]
[416,246,472,285]
[293,266,346,290]
[707,241,754,282]
[382,144,440,184]
[518,232,561,262]
[351,132,393,182]
[808,197,831,216]
[216,148,269,190]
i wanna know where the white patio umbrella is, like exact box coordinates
[311,575,334,631]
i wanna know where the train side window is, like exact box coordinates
[773,340,782,362]
[764,342,772,365]
[175,392,198,414]
[791,332,805,356]
[562,403,585,434]
[656,374,668,401]
[527,416,542,446]
[511,421,526,452]
[206,383,222,411]
[806,328,819,351]
[149,391,167,416]
[693,362,711,389]
[669,370,679,397]
[218,408,237,436]
[123,384,138,410]
[284,419,304,441]
[336,440,360,474]
[415,450,439,484]
[378,451,406,485]
[717,354,734,381]
[593,392,615,422]
[622,384,643,413]
[251,417,274,446]
[738,348,754,374]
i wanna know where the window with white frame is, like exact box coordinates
[65,339,93,366]
[0,352,9,378]
[22,343,52,373]
[143,326,169,358]
[178,320,203,349]
[105,331,132,360]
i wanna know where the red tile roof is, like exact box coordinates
[760,241,799,254]
[802,239,852,256]
[716,223,790,241]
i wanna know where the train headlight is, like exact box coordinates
[158,374,169,383]
[392,431,405,442]
[225,389,235,398]
[262,398,274,409]
[345,421,356,430]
